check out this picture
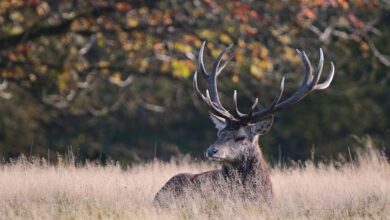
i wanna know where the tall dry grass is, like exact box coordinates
[0,142,389,220]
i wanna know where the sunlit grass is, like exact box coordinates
[0,142,389,219]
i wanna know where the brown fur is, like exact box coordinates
[155,42,334,208]
[154,136,273,206]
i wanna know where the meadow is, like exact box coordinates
[0,142,389,220]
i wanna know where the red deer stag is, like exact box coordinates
[154,42,334,205]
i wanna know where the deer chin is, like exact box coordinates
[205,154,225,161]
[207,156,224,162]
[207,155,236,164]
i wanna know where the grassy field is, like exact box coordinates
[1,144,389,220]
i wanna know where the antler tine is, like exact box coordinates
[271,77,285,107]
[233,90,262,119]
[296,49,312,86]
[207,45,235,110]
[205,90,236,120]
[216,53,235,76]
[193,42,238,121]
[193,71,208,102]
[198,41,209,78]
[214,45,234,75]
[194,77,229,119]
[248,98,259,116]
[309,48,324,89]
[251,48,334,121]
[212,46,230,74]
[314,62,334,90]
[272,49,329,106]
[233,90,247,118]
[195,71,230,119]
[209,111,227,123]
[194,43,335,124]
[251,77,285,119]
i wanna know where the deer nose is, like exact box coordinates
[206,148,218,158]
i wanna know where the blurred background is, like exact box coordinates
[0,0,388,164]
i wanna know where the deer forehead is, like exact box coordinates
[218,126,251,138]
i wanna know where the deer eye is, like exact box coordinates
[234,136,245,142]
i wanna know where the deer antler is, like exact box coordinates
[193,41,335,124]
[250,49,334,121]
[193,42,237,121]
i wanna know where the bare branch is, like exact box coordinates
[0,80,12,99]
[368,39,390,67]
[109,75,134,87]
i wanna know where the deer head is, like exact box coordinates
[193,42,334,165]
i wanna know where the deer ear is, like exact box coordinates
[252,115,274,135]
[209,113,227,131]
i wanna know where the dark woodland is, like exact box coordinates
[0,0,389,164]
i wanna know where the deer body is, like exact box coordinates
[154,135,273,205]
[154,42,334,206]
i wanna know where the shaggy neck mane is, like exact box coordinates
[221,135,271,186]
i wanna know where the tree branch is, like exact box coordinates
[0,4,115,50]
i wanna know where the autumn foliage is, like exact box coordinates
[0,0,388,162]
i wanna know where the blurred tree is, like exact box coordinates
[0,0,389,163]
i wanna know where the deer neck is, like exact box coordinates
[222,135,269,183]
